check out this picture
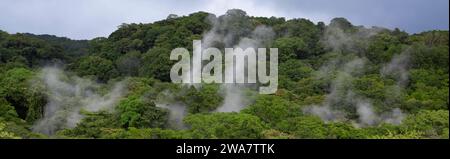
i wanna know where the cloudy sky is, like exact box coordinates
[0,0,448,40]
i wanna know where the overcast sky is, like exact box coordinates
[0,0,448,40]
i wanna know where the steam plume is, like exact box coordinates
[32,67,126,135]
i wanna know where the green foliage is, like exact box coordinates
[182,84,223,114]
[279,60,313,81]
[101,127,191,139]
[0,122,21,139]
[329,18,354,31]
[57,111,120,138]
[261,129,294,139]
[139,47,173,81]
[0,98,19,121]
[278,59,314,89]
[291,77,328,99]
[325,122,365,139]
[22,33,89,59]
[116,96,168,128]
[124,77,158,97]
[410,69,448,88]
[243,95,301,126]
[353,74,388,100]
[0,68,46,122]
[116,51,142,76]
[273,37,307,61]
[406,83,448,111]
[0,11,448,139]
[368,130,423,139]
[366,33,402,64]
[184,113,266,139]
[72,56,119,82]
[274,18,323,57]
[276,116,327,139]
[402,110,449,138]
[408,32,449,72]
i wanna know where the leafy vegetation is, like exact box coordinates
[0,9,448,139]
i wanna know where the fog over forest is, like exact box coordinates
[0,9,448,139]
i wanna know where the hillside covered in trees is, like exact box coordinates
[0,9,448,139]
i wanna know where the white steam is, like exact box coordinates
[304,58,406,126]
[305,24,408,126]
[155,90,188,129]
[202,12,275,112]
[322,25,385,53]
[155,102,187,129]
[381,50,411,86]
[32,67,127,135]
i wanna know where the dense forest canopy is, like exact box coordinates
[0,9,448,139]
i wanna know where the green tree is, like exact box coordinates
[0,122,21,139]
[182,84,223,114]
[116,96,168,128]
[57,111,120,138]
[73,56,119,82]
[402,110,449,138]
[139,47,173,81]
[273,37,307,61]
[276,116,327,139]
[242,95,301,126]
[184,113,266,139]
[116,51,142,76]
[0,68,40,120]
[0,98,19,121]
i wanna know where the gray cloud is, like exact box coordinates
[0,0,448,40]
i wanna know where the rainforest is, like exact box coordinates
[0,9,448,139]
